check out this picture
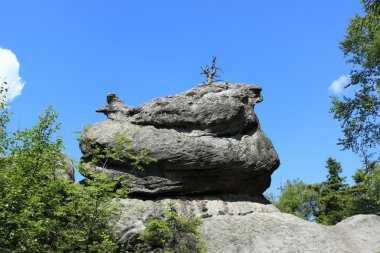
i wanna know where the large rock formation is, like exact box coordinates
[113,196,380,253]
[80,82,280,196]
[80,82,380,252]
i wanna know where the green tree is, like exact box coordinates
[363,163,380,209]
[348,162,380,215]
[0,82,10,155]
[316,158,350,225]
[274,179,319,221]
[0,86,119,252]
[330,0,380,164]
[274,157,380,225]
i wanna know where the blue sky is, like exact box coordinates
[0,0,363,195]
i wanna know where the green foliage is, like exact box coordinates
[136,203,207,253]
[0,86,119,252]
[0,82,10,155]
[331,0,380,163]
[274,157,380,225]
[274,179,319,221]
[316,158,351,225]
[323,158,347,191]
[79,127,156,173]
[349,162,380,215]
[317,0,380,225]
[77,126,157,198]
[264,1,380,226]
[363,163,380,208]
[317,159,380,224]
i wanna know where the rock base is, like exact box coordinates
[113,195,380,253]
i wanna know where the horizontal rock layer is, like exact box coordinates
[96,82,263,136]
[80,82,280,196]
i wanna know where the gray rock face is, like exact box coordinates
[80,82,280,196]
[55,155,75,181]
[113,196,380,253]
[96,82,263,136]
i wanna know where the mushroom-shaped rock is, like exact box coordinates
[79,82,280,197]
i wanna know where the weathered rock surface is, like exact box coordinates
[79,82,280,196]
[56,155,75,181]
[80,82,380,252]
[96,82,263,136]
[113,196,380,253]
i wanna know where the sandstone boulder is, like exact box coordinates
[79,82,280,196]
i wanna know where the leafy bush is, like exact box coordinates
[136,203,207,253]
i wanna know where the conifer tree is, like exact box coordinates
[316,158,350,225]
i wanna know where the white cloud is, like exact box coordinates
[329,75,350,95]
[0,48,25,102]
